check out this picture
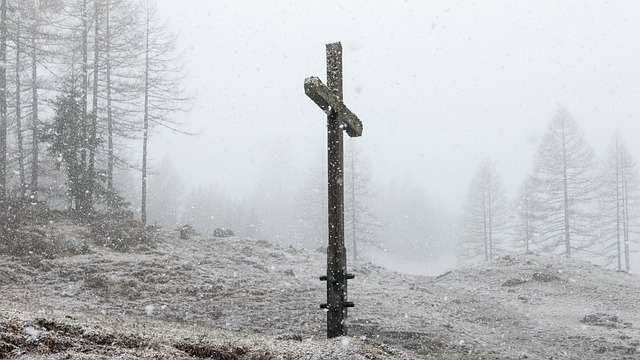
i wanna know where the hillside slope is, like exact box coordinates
[1,220,639,359]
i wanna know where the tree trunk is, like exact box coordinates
[89,0,100,202]
[30,25,39,200]
[16,16,26,197]
[141,0,150,226]
[562,118,571,258]
[525,183,531,253]
[106,0,114,212]
[487,172,493,260]
[482,177,488,261]
[79,0,89,212]
[622,151,630,272]
[615,142,622,271]
[0,0,7,209]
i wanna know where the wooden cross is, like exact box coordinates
[304,42,363,338]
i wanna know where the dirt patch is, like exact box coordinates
[532,270,563,282]
[580,313,631,329]
[501,277,528,287]
[172,340,250,359]
[0,316,158,358]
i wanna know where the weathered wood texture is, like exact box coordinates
[305,42,362,338]
[304,77,363,137]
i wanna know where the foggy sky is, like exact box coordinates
[152,1,640,212]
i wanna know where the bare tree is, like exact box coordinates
[0,0,176,216]
[0,0,7,209]
[140,0,189,225]
[27,0,41,199]
[597,133,640,271]
[15,0,64,200]
[459,160,509,263]
[11,4,26,195]
[531,108,598,258]
[88,0,100,199]
[101,0,144,210]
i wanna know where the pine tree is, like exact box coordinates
[43,84,96,214]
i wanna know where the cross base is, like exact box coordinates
[320,269,355,337]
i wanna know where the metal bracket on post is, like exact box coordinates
[320,269,355,338]
[319,271,355,317]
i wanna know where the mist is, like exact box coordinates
[1,1,640,356]
[135,1,640,274]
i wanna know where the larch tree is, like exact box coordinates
[99,0,144,210]
[598,133,639,271]
[531,108,598,258]
[0,0,7,209]
[9,3,27,195]
[6,0,62,199]
[26,0,42,200]
[140,0,189,226]
[15,0,64,200]
[88,0,101,199]
[459,160,509,263]
[79,0,90,198]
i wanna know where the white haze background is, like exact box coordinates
[144,1,640,273]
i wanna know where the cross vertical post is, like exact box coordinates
[304,41,363,338]
[326,42,348,338]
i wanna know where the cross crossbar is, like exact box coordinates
[304,76,363,137]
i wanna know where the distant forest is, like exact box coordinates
[459,108,639,272]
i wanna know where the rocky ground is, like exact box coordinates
[1,217,640,359]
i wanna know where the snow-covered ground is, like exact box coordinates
[1,220,640,359]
